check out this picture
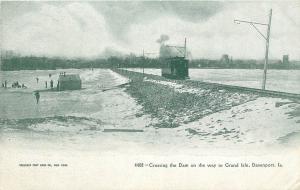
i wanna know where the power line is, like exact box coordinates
[234,9,272,90]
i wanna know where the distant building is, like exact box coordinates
[220,54,230,64]
[283,55,289,64]
[1,50,15,59]
[57,74,82,91]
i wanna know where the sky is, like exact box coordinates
[1,1,300,60]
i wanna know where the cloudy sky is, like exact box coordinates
[1,1,300,59]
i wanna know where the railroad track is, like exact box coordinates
[114,68,300,101]
[188,80,300,100]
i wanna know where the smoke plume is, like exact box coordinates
[156,34,169,44]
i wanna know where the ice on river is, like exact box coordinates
[0,69,151,142]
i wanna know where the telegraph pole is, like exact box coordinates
[234,9,272,90]
[142,49,145,76]
[262,9,272,90]
[184,38,187,58]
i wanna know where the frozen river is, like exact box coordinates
[125,68,300,94]
[0,69,153,152]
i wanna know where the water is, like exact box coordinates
[125,68,300,94]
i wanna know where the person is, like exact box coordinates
[36,77,39,83]
[4,80,7,88]
[2,83,4,88]
[14,81,20,88]
[34,91,40,104]
[45,81,48,88]
[57,81,60,91]
[50,80,53,89]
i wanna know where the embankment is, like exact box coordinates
[112,69,259,128]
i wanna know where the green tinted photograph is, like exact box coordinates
[1,1,300,190]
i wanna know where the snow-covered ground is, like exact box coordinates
[140,77,300,147]
[181,97,300,146]
[144,78,209,95]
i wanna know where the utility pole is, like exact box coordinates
[234,9,272,90]
[184,38,187,58]
[142,49,145,76]
[262,9,272,90]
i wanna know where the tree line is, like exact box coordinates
[1,56,299,71]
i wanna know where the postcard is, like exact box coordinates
[1,1,299,189]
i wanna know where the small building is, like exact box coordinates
[220,54,230,64]
[57,73,81,91]
[161,57,189,79]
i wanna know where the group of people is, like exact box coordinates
[60,72,66,76]
[12,81,27,88]
[37,73,55,104]
[1,80,27,89]
[2,73,58,104]
[45,80,54,89]
[1,80,7,88]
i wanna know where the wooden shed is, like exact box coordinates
[57,74,81,91]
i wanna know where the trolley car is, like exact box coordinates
[161,57,189,79]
